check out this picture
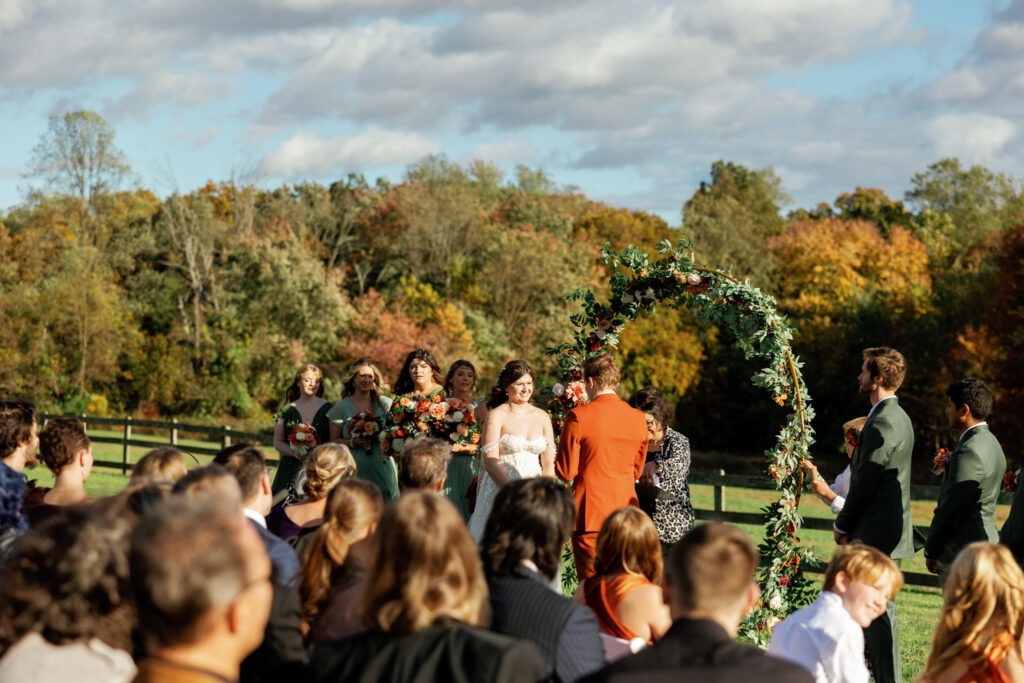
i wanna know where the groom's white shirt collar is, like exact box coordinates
[593,389,616,398]
[959,422,987,443]
[867,395,896,419]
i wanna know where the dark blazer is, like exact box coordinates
[309,622,548,683]
[489,570,605,683]
[834,397,915,558]
[250,517,301,587]
[926,424,1005,565]
[579,618,813,683]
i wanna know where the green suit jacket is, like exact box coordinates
[834,397,915,559]
[925,424,1005,566]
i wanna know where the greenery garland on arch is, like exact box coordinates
[545,239,818,647]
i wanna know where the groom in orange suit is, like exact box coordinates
[556,354,649,580]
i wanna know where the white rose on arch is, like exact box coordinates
[769,594,782,610]
[552,383,566,397]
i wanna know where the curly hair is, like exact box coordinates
[863,347,906,391]
[38,416,91,475]
[303,443,356,501]
[923,543,1024,680]
[0,398,36,462]
[628,386,673,429]
[393,350,444,396]
[486,360,535,409]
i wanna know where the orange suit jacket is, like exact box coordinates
[555,392,649,533]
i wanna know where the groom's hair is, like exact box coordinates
[947,379,994,421]
[583,354,619,389]
[667,522,756,614]
[863,347,906,391]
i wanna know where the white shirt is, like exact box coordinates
[827,465,851,514]
[767,591,869,683]
[959,421,988,443]
[242,507,267,529]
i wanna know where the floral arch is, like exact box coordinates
[546,239,817,646]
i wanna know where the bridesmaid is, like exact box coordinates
[442,360,487,521]
[327,359,399,500]
[392,349,445,399]
[273,363,332,494]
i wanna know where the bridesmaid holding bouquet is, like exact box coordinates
[328,359,398,500]
[442,360,487,521]
[273,363,332,493]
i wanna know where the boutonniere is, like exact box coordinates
[931,448,950,476]
[1003,468,1020,495]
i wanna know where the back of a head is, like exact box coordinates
[37,416,90,475]
[823,543,903,599]
[0,503,135,652]
[481,477,575,580]
[583,353,619,390]
[946,379,994,422]
[398,438,451,491]
[131,447,189,485]
[304,443,356,501]
[212,444,266,503]
[0,398,35,462]
[130,496,250,650]
[173,463,243,506]
[595,506,662,584]
[862,347,906,391]
[627,386,672,427]
[924,542,1024,679]
[668,522,757,615]
[361,492,487,634]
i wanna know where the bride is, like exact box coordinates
[468,360,556,541]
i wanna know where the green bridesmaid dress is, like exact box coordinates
[271,402,332,493]
[443,397,482,523]
[327,396,399,500]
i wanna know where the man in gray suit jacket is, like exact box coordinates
[926,379,1005,579]
[833,347,913,683]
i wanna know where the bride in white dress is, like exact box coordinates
[468,360,556,541]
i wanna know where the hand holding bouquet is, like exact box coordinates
[442,397,481,448]
[288,422,320,458]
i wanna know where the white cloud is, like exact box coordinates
[926,113,1017,162]
[259,127,442,177]
[462,139,539,165]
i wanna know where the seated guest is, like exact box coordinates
[267,443,356,541]
[309,492,547,683]
[575,506,672,644]
[300,479,383,644]
[768,543,903,682]
[0,503,137,683]
[921,543,1024,683]
[802,417,867,514]
[580,522,813,683]
[0,399,38,560]
[130,497,274,683]
[397,438,451,492]
[173,463,243,506]
[24,416,94,526]
[483,477,605,682]
[130,447,189,485]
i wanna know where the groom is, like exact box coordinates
[556,354,648,581]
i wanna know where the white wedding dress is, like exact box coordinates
[468,434,546,541]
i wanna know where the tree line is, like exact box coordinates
[2,111,1022,475]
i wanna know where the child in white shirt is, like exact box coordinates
[768,543,903,683]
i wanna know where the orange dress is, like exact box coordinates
[583,572,655,645]
[956,632,1016,683]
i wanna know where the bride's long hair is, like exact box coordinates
[486,360,535,409]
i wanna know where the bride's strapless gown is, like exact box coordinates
[468,434,546,541]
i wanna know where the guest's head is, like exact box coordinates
[173,463,243,507]
[398,438,451,492]
[860,347,906,394]
[924,543,1024,680]
[303,443,356,501]
[341,358,388,401]
[213,444,272,515]
[285,363,325,403]
[664,522,760,636]
[394,349,443,396]
[361,492,487,634]
[131,447,189,485]
[842,416,868,458]
[130,497,272,673]
[628,386,673,443]
[481,478,575,581]
[0,503,136,652]
[583,354,620,398]
[945,379,994,430]
[300,479,383,636]
[594,506,662,585]
[444,360,478,397]
[38,416,93,481]
[822,543,902,627]
[486,360,535,409]
[0,398,38,472]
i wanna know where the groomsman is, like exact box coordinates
[925,379,1005,580]
[1002,470,1024,566]
[833,347,914,683]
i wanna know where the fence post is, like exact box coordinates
[80,412,87,433]
[122,416,132,475]
[221,426,231,451]
[714,468,726,513]
[170,418,178,446]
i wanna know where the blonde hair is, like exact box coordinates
[922,543,1024,680]
[285,363,325,403]
[360,492,488,634]
[823,543,903,599]
[341,358,389,405]
[594,506,662,585]
[131,447,189,485]
[303,443,356,501]
[299,479,383,638]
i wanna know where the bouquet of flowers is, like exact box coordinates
[380,394,448,455]
[288,422,320,458]
[347,411,384,439]
[1004,468,1020,495]
[931,447,950,476]
[442,397,481,447]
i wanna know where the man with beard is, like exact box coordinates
[0,399,39,560]
[833,348,914,683]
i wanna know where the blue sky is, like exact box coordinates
[1,0,1021,225]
